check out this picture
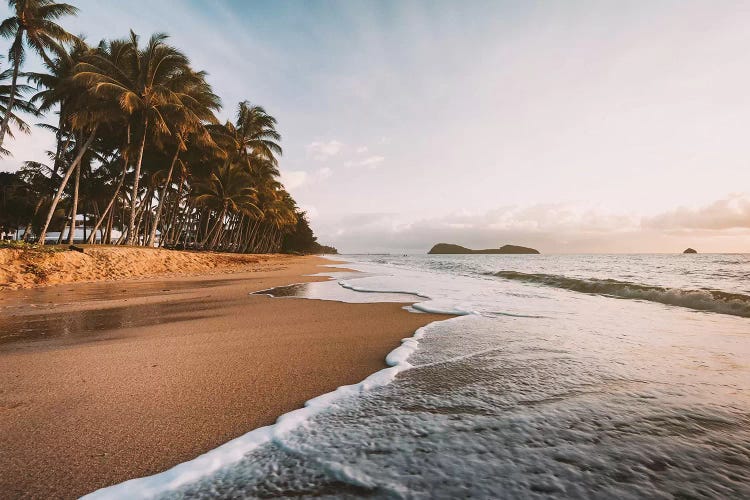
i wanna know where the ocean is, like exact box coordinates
[89,253,750,499]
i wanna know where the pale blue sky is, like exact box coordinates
[2,1,750,252]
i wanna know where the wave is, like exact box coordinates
[493,271,750,318]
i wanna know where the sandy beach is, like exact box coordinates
[0,245,294,290]
[0,252,448,499]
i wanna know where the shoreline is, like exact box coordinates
[0,255,450,498]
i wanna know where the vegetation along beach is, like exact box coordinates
[1,1,750,499]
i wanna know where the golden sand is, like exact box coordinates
[0,245,292,290]
[0,255,450,499]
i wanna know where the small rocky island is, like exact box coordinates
[428,243,540,254]
[683,248,698,254]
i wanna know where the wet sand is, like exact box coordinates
[0,255,448,499]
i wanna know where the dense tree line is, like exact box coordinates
[0,0,335,254]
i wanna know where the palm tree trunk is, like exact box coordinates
[231,213,245,251]
[173,196,194,247]
[0,30,24,149]
[218,213,238,250]
[37,127,98,245]
[51,117,71,179]
[21,197,45,242]
[204,206,226,250]
[243,217,256,252]
[87,163,126,244]
[104,208,114,244]
[147,142,180,246]
[134,187,153,245]
[244,218,261,253]
[162,175,185,247]
[66,163,80,245]
[56,208,69,244]
[126,118,149,245]
[211,210,226,250]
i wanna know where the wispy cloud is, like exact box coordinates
[642,194,750,230]
[280,167,334,191]
[345,155,385,168]
[355,146,369,153]
[306,140,343,161]
[279,170,308,190]
[316,167,333,179]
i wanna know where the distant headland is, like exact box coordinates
[683,248,697,254]
[428,243,540,255]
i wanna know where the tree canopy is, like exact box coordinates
[0,1,336,254]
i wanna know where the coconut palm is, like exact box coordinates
[36,65,124,245]
[145,69,221,246]
[74,31,193,244]
[16,160,52,239]
[0,67,37,155]
[26,36,89,175]
[208,102,282,167]
[234,101,282,163]
[192,161,259,250]
[0,0,78,149]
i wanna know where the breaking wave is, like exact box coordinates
[493,270,750,318]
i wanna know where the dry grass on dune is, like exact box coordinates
[0,245,286,290]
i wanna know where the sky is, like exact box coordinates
[2,0,750,253]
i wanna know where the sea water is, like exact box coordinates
[88,254,750,499]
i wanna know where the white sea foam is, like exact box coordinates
[82,324,432,500]
[337,279,430,299]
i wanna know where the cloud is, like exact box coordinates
[313,196,750,253]
[306,140,343,161]
[279,170,308,190]
[299,204,319,218]
[280,167,334,191]
[344,155,385,168]
[355,146,369,153]
[642,194,750,231]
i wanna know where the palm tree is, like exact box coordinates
[16,160,53,240]
[193,161,259,250]
[0,0,78,149]
[209,101,282,166]
[0,66,37,155]
[234,101,282,163]
[36,123,99,244]
[36,48,124,246]
[75,31,196,245]
[145,69,221,246]
[26,36,89,175]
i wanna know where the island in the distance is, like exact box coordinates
[428,243,540,254]
[683,248,698,254]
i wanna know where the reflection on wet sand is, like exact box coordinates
[0,297,224,350]
[0,277,245,312]
[0,277,252,351]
